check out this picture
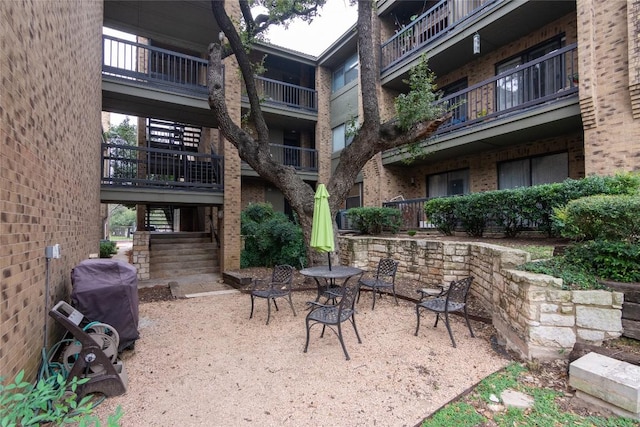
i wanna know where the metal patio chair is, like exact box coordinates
[415,276,475,347]
[304,277,362,360]
[357,258,399,310]
[249,264,296,325]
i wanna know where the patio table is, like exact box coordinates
[299,265,363,303]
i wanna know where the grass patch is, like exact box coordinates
[512,245,554,260]
[420,362,637,427]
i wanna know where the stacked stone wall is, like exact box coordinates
[1,0,103,380]
[132,232,150,281]
[339,236,623,360]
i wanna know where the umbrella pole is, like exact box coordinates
[328,252,332,270]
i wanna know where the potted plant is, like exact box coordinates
[569,72,579,85]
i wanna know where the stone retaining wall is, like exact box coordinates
[339,236,623,360]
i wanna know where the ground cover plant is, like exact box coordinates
[421,362,637,427]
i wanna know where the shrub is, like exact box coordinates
[99,240,117,258]
[346,207,402,235]
[519,257,602,290]
[0,370,122,426]
[454,192,493,237]
[422,173,640,238]
[424,197,458,235]
[554,194,640,242]
[240,203,305,268]
[563,240,640,282]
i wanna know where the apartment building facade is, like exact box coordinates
[2,0,639,380]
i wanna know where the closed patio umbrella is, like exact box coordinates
[310,184,335,269]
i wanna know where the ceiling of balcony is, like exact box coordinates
[103,0,221,53]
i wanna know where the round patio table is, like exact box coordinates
[299,265,363,303]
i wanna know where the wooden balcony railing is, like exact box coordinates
[245,76,318,111]
[101,143,224,191]
[381,0,495,71]
[434,44,578,136]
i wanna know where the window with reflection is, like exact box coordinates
[427,169,469,197]
[332,53,359,92]
[498,152,568,189]
[496,36,564,111]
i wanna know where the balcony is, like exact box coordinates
[241,144,318,180]
[102,35,217,128]
[247,76,317,112]
[100,142,224,205]
[383,44,580,164]
[436,44,578,135]
[381,0,494,71]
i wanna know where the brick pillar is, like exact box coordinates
[220,0,242,270]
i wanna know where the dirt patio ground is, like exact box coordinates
[90,290,510,426]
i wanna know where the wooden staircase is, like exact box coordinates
[149,232,219,279]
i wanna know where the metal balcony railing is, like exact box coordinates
[101,143,224,191]
[383,198,435,230]
[102,35,209,97]
[434,44,578,136]
[245,76,318,111]
[381,0,495,71]
[241,144,319,172]
[269,143,318,171]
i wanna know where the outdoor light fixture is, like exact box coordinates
[473,33,481,54]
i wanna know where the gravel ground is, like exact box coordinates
[90,289,509,426]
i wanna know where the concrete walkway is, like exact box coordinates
[113,240,237,298]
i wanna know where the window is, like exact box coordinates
[332,120,357,152]
[427,169,469,197]
[332,53,358,92]
[344,183,362,209]
[498,152,568,189]
[496,37,563,111]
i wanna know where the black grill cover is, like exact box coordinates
[71,259,139,352]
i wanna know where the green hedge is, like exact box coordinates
[423,173,640,238]
[346,207,402,235]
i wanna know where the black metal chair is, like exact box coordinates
[415,276,475,347]
[357,258,399,309]
[249,264,296,325]
[304,277,362,360]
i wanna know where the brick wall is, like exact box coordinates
[1,0,103,380]
[579,0,640,174]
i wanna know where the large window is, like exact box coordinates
[332,53,358,92]
[427,169,469,197]
[496,37,564,111]
[498,152,568,189]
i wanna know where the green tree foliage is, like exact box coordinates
[394,55,445,131]
[105,117,137,145]
[109,205,136,228]
[105,118,138,181]
[241,203,305,268]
